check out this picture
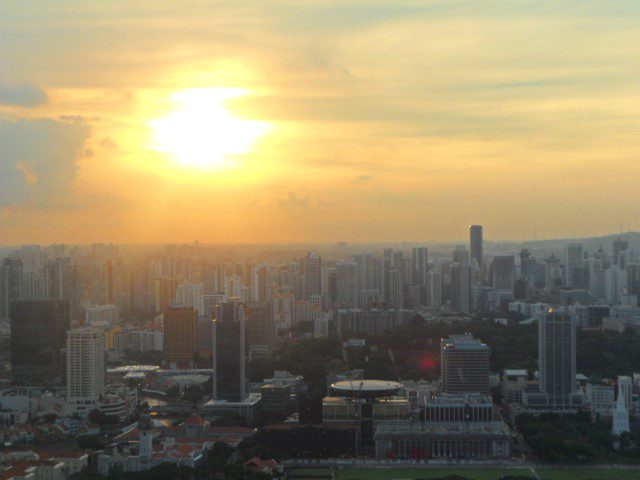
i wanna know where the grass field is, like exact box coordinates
[288,466,640,480]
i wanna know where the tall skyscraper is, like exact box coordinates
[612,237,629,266]
[412,247,429,306]
[566,244,584,288]
[450,253,471,314]
[10,299,70,385]
[0,258,23,319]
[428,271,442,307]
[440,334,490,394]
[469,225,483,282]
[303,253,321,300]
[538,310,576,407]
[336,261,359,308]
[491,255,516,294]
[213,301,246,401]
[66,327,105,402]
[354,253,374,292]
[163,305,199,365]
[244,302,275,360]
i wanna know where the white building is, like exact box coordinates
[175,283,204,316]
[67,327,105,402]
[85,304,119,326]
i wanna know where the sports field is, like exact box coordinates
[288,466,640,480]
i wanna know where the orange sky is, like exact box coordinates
[1,1,640,244]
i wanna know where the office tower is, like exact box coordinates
[566,244,583,288]
[538,310,576,407]
[469,225,483,283]
[428,271,442,307]
[0,258,23,319]
[354,253,375,292]
[450,259,471,314]
[10,299,70,384]
[605,266,627,305]
[612,238,629,266]
[303,253,321,300]
[412,247,429,306]
[245,302,275,360]
[491,255,516,294]
[385,268,403,309]
[251,264,269,302]
[175,282,204,316]
[66,327,105,401]
[213,301,246,401]
[272,293,294,333]
[21,271,47,301]
[163,306,198,365]
[336,261,359,308]
[440,334,490,394]
[544,254,562,288]
[154,277,177,313]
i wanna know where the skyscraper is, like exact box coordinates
[163,305,199,365]
[66,327,105,402]
[440,334,490,394]
[491,255,516,294]
[450,253,471,314]
[566,244,584,288]
[213,301,246,401]
[10,299,70,385]
[470,225,483,282]
[538,310,576,407]
[336,261,359,308]
[303,253,321,300]
[0,258,23,320]
[412,247,429,306]
[244,301,275,360]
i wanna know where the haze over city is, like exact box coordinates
[3,1,640,244]
[3,3,640,480]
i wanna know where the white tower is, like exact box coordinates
[612,382,630,448]
[137,414,154,459]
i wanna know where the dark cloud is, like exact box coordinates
[0,84,48,107]
[0,118,92,206]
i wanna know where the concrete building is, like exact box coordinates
[441,334,490,394]
[212,301,245,401]
[163,306,198,365]
[538,310,576,407]
[66,327,106,402]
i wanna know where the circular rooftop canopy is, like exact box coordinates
[330,379,403,397]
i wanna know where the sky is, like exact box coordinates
[1,1,640,245]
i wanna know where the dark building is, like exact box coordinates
[163,305,198,365]
[0,259,23,320]
[10,299,70,385]
[244,302,275,361]
[469,225,483,282]
[411,247,429,305]
[213,301,246,401]
[538,310,575,407]
[612,238,629,266]
[491,255,516,293]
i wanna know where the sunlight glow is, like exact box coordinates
[150,87,268,168]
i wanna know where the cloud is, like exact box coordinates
[0,117,92,206]
[355,174,372,183]
[0,84,48,107]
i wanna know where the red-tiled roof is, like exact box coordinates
[183,414,207,426]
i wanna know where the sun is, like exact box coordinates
[149,87,268,169]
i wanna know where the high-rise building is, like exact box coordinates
[440,334,490,394]
[428,271,442,307]
[213,301,246,401]
[612,238,629,266]
[66,327,105,401]
[10,299,70,385]
[450,258,471,314]
[566,244,584,288]
[244,302,275,360]
[0,258,23,319]
[303,253,321,300]
[175,283,204,316]
[154,277,177,313]
[354,253,375,293]
[491,255,516,294]
[336,261,359,308]
[412,247,429,306]
[163,306,198,365]
[538,310,576,407]
[470,225,483,282]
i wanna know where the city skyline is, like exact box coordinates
[3,2,640,244]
